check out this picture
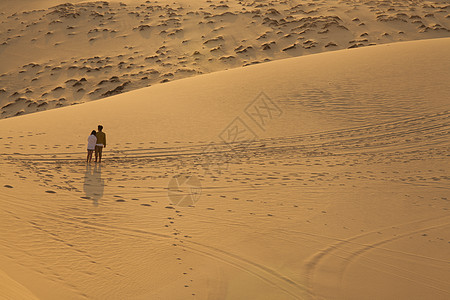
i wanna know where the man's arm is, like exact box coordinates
[104,134,106,148]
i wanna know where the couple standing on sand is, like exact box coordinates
[87,125,107,163]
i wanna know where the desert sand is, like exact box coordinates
[1,1,450,300]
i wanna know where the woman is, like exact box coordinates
[87,130,97,163]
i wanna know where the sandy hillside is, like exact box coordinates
[0,37,449,299]
[1,0,449,118]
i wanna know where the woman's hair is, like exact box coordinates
[91,130,97,135]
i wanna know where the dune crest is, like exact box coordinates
[0,0,449,118]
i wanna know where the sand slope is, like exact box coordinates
[0,38,449,299]
[0,269,39,300]
[0,0,449,118]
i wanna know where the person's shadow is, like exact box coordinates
[83,164,104,207]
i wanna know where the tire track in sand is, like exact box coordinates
[304,215,450,298]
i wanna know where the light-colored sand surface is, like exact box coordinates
[1,37,449,299]
[0,269,39,300]
[1,0,449,118]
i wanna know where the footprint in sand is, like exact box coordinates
[4,185,13,188]
[45,190,56,193]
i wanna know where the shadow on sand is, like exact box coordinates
[83,164,104,207]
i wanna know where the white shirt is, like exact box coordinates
[87,135,97,150]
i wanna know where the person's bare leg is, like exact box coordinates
[87,151,90,163]
[98,147,103,163]
[95,146,99,162]
[88,150,93,163]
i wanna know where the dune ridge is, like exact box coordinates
[0,0,449,118]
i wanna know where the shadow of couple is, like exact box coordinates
[83,164,104,207]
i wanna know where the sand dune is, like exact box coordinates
[1,0,449,118]
[0,38,449,299]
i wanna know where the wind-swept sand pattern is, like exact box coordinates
[1,0,450,118]
[0,38,449,299]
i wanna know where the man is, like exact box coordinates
[95,125,106,163]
